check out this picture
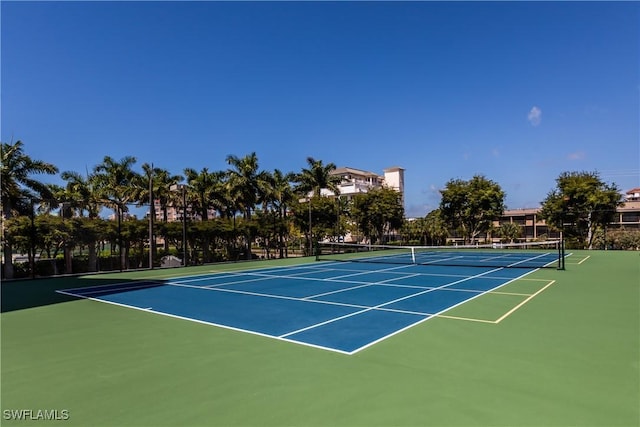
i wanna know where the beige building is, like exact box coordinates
[152,200,216,222]
[324,166,405,206]
[493,189,640,242]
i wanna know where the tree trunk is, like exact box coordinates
[64,246,72,274]
[587,211,595,250]
[3,243,14,279]
[2,202,15,279]
[88,240,98,272]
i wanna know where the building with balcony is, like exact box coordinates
[493,191,640,242]
[625,187,640,202]
[322,166,405,205]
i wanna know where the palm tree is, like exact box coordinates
[132,164,184,264]
[92,155,138,270]
[154,168,183,253]
[1,140,58,279]
[294,156,341,197]
[263,169,296,258]
[294,157,341,253]
[60,170,102,271]
[183,167,224,263]
[225,152,271,259]
[45,184,78,273]
[498,222,522,244]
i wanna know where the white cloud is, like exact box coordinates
[528,106,542,126]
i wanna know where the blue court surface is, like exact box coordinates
[58,261,540,354]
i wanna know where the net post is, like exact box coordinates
[557,239,565,270]
[411,247,416,264]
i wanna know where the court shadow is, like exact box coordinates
[0,276,166,313]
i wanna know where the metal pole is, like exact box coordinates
[308,196,312,256]
[117,205,123,272]
[182,186,187,266]
[29,198,35,279]
[336,196,340,242]
[558,220,565,271]
[148,164,154,270]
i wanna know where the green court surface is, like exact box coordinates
[1,250,638,426]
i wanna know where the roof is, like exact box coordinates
[503,208,541,215]
[331,167,381,178]
[619,200,640,211]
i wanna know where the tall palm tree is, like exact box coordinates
[183,167,224,263]
[153,168,183,252]
[60,170,102,271]
[294,156,341,197]
[184,167,219,222]
[294,157,342,254]
[225,152,270,259]
[132,163,184,263]
[46,184,77,273]
[263,169,296,258]
[1,140,58,279]
[92,155,138,270]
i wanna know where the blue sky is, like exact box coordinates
[2,1,638,217]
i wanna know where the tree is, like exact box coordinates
[135,165,183,259]
[183,167,222,263]
[351,187,405,244]
[47,184,77,273]
[1,140,58,278]
[439,175,505,244]
[400,217,427,245]
[539,171,623,249]
[225,153,270,259]
[498,222,522,243]
[92,156,138,270]
[290,196,339,255]
[262,169,296,258]
[423,209,449,246]
[60,170,102,271]
[294,157,341,197]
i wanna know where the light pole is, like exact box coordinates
[148,163,155,270]
[170,184,187,266]
[299,195,313,256]
[308,196,312,256]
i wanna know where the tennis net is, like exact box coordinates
[316,241,563,269]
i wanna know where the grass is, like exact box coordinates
[1,251,638,426]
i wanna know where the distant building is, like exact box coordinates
[624,187,640,202]
[490,191,640,242]
[151,200,216,222]
[323,166,405,206]
[108,211,136,221]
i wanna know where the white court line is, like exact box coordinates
[279,267,505,339]
[57,260,547,355]
[349,268,542,354]
[506,252,553,267]
[55,289,353,355]
[303,274,424,299]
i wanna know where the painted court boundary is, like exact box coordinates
[56,263,559,355]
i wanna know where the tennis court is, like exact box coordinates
[3,249,639,427]
[57,245,563,354]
